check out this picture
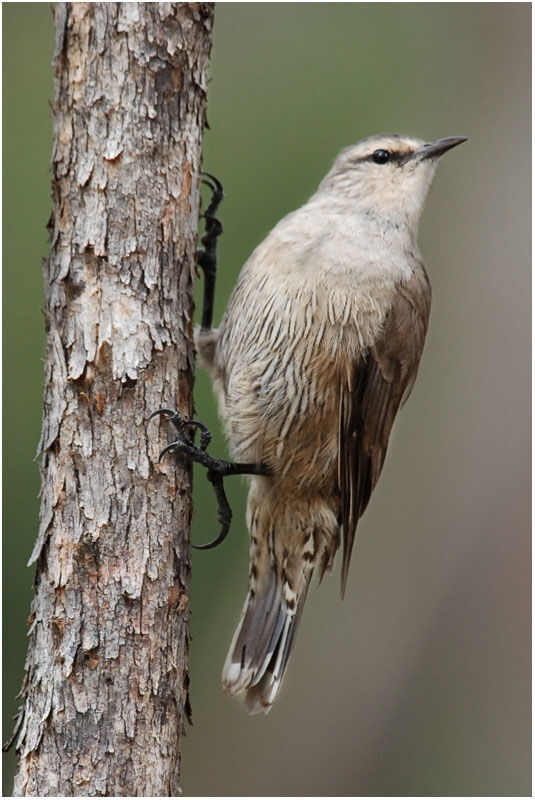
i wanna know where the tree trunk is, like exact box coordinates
[11,3,213,795]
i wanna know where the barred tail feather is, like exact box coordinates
[222,567,311,714]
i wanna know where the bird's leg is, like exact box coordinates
[149,409,268,549]
[197,172,224,332]
[151,176,261,548]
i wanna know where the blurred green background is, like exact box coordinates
[3,3,530,795]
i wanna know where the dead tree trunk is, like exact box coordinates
[11,3,213,795]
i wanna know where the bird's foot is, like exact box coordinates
[150,408,267,549]
[197,173,224,331]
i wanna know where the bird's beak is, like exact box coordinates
[414,136,468,161]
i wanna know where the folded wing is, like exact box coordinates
[339,269,432,595]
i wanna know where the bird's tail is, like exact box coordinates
[221,564,312,714]
[221,484,339,713]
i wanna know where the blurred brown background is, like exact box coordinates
[3,3,530,795]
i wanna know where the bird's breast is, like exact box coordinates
[216,270,397,487]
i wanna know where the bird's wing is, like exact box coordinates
[338,268,432,596]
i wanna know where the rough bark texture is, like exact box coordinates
[11,3,213,795]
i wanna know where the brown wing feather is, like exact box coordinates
[339,269,431,596]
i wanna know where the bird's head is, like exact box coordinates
[319,133,467,226]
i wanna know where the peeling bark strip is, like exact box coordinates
[12,4,213,795]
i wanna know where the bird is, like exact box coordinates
[193,133,467,714]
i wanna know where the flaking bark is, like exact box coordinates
[11,3,213,795]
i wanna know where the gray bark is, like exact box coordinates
[11,3,213,795]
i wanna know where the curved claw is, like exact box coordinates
[186,419,212,450]
[192,467,232,550]
[158,440,189,462]
[149,408,177,422]
[149,402,236,551]
[192,520,230,550]
[201,171,223,196]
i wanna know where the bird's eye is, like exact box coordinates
[372,149,391,165]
